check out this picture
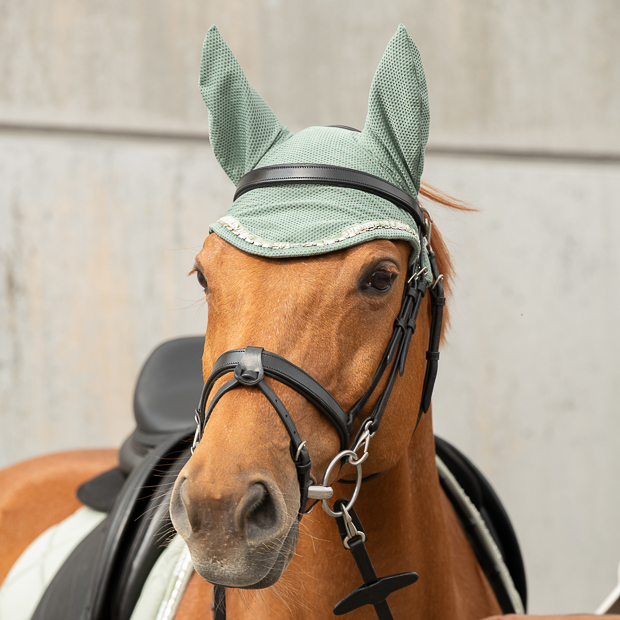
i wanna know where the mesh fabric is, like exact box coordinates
[201,25,431,279]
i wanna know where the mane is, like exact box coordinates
[419,181,475,339]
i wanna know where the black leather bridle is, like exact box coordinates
[191,156,445,620]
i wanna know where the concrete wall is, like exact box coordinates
[1,0,619,614]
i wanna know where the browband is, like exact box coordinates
[234,163,428,235]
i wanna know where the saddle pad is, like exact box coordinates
[436,456,524,614]
[0,509,194,620]
[130,535,193,620]
[0,506,105,620]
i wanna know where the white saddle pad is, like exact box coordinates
[0,507,193,620]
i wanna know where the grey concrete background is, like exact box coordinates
[1,0,619,615]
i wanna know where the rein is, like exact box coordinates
[191,162,445,620]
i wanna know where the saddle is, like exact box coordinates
[32,336,527,619]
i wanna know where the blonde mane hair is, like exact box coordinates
[419,181,475,336]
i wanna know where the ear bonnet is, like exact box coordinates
[201,24,431,281]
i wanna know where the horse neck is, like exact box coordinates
[218,294,502,619]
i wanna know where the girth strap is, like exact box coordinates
[31,433,191,620]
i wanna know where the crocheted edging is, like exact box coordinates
[216,215,419,249]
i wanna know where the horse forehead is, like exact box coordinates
[200,234,409,278]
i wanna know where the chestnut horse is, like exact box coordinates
[1,20,616,620]
[0,185,615,620]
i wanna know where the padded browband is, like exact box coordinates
[234,164,427,234]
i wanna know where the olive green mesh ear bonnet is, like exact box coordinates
[200,24,431,280]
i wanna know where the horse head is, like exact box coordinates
[170,24,450,592]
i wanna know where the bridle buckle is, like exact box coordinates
[342,504,366,550]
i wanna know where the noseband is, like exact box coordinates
[191,159,445,620]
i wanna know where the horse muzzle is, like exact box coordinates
[170,466,299,588]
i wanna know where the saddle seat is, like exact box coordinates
[118,337,204,473]
[33,336,527,619]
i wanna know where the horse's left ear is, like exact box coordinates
[359,25,430,199]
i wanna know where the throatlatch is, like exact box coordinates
[191,160,445,620]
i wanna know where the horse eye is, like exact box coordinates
[366,270,396,292]
[195,269,208,292]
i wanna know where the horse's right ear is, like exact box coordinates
[199,26,292,185]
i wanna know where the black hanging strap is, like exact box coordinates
[332,500,418,619]
[346,238,429,442]
[212,586,226,620]
[419,247,444,415]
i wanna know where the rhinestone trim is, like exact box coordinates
[216,215,419,249]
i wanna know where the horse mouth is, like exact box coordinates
[186,518,299,589]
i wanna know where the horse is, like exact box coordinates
[163,24,620,620]
[165,196,604,620]
[1,23,617,620]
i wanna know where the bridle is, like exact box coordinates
[191,159,445,620]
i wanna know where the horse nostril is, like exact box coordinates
[242,483,281,543]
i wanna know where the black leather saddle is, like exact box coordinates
[32,336,526,618]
